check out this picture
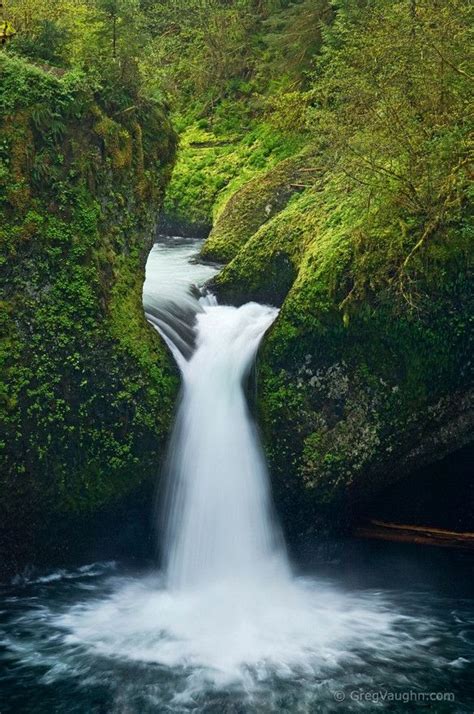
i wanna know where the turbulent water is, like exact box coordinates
[162,300,287,589]
[1,236,473,713]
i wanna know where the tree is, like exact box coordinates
[96,0,142,60]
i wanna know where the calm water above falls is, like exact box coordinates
[1,236,473,713]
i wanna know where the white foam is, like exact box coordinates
[54,573,420,689]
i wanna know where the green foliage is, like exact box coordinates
[139,0,265,112]
[137,0,331,232]
[11,18,70,65]
[258,0,333,88]
[163,122,305,235]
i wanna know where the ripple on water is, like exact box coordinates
[1,564,473,713]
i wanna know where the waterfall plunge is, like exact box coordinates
[142,237,289,589]
[161,301,288,590]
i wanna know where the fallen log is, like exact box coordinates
[354,519,474,550]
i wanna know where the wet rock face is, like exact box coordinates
[0,54,178,577]
[259,314,473,539]
[258,339,473,541]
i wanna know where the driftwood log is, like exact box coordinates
[354,520,474,550]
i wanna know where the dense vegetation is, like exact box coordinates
[0,1,178,575]
[0,0,472,565]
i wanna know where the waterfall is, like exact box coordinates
[161,301,288,589]
[144,237,288,589]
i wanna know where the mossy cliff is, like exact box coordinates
[0,54,178,576]
[200,151,316,264]
[204,153,473,539]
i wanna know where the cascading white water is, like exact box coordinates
[144,237,288,589]
[162,301,288,589]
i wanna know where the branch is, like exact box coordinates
[430,43,473,81]
[345,144,424,209]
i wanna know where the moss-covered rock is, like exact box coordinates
[211,189,318,305]
[201,151,318,262]
[0,55,178,576]
[203,155,473,540]
[161,118,307,239]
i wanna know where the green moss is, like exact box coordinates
[201,151,317,263]
[211,189,316,303]
[205,148,472,534]
[162,121,306,236]
[0,54,177,573]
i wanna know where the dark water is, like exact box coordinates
[1,546,473,714]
